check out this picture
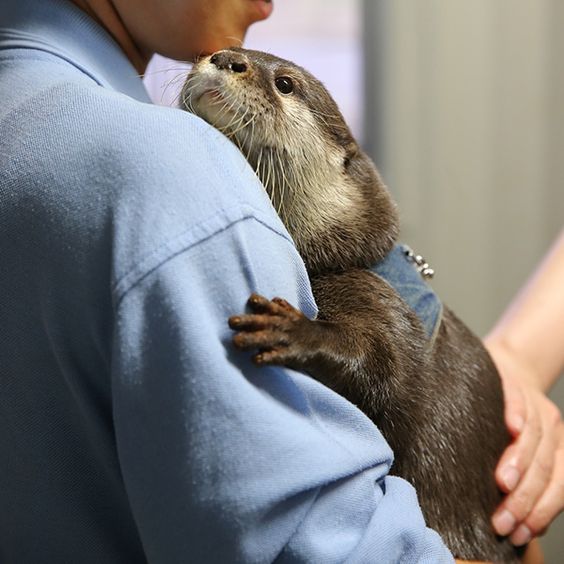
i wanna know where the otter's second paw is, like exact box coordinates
[228,293,311,366]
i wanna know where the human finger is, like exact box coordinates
[493,397,560,537]
[494,389,542,497]
[511,422,564,544]
[500,370,527,438]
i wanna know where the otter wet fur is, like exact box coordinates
[181,48,523,562]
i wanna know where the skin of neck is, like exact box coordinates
[70,0,149,73]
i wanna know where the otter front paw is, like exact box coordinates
[228,293,310,366]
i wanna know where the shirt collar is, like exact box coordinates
[0,0,151,103]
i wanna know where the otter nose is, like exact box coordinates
[210,51,248,73]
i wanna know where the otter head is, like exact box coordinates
[181,47,399,275]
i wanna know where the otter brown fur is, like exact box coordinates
[181,48,523,562]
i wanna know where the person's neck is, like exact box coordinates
[70,0,150,73]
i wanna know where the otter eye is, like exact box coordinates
[275,76,294,94]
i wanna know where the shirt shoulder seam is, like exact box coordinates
[112,204,293,308]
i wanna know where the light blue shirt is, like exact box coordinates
[0,0,453,562]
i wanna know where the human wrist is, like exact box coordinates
[484,335,545,392]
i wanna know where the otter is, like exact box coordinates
[181,48,523,562]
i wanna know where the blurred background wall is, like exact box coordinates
[365,0,563,335]
[144,1,563,559]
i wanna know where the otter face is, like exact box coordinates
[181,48,361,213]
[181,48,398,274]
[182,48,347,148]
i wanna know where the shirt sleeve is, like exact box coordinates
[110,209,453,563]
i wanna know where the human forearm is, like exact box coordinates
[486,228,564,391]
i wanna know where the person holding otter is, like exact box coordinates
[0,0,561,562]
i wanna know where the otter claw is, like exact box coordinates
[229,294,309,362]
[246,293,303,318]
[271,297,295,312]
[247,293,272,312]
[253,349,287,365]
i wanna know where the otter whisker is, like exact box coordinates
[263,149,273,199]
[224,36,244,47]
[181,88,194,114]
[273,153,285,217]
[307,107,341,120]
[227,113,256,139]
[164,71,192,87]
[155,72,192,106]
[243,119,256,164]
[276,150,292,219]
[180,74,211,113]
[193,51,207,64]
[214,93,243,129]
[305,112,334,131]
[268,149,280,212]
[176,74,199,95]
[255,148,263,181]
[303,107,332,124]
[224,105,250,135]
[210,95,237,123]
[171,87,190,109]
[139,66,192,79]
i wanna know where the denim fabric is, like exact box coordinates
[373,244,443,342]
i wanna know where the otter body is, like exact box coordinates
[182,48,521,562]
